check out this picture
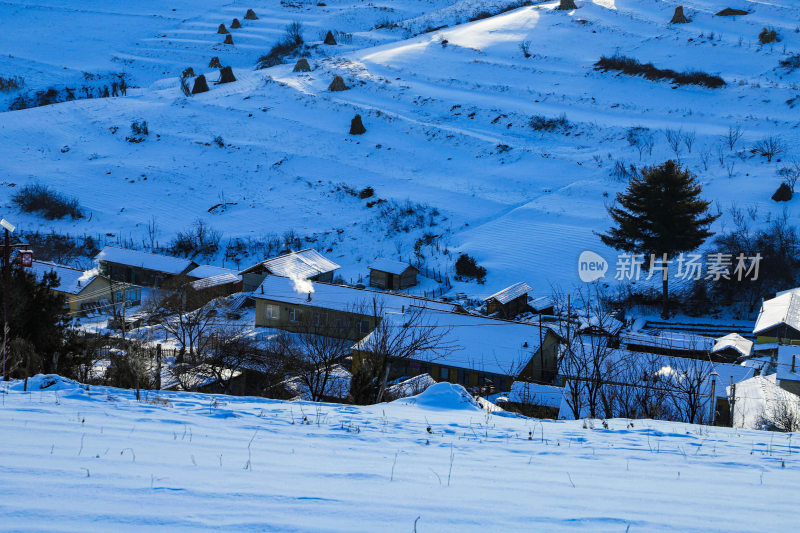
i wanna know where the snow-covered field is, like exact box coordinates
[0,376,797,531]
[2,0,799,299]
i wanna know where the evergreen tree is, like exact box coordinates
[599,160,719,318]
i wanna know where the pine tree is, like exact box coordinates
[598,160,719,318]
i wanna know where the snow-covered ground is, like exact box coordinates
[2,0,799,301]
[0,376,798,531]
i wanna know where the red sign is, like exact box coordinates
[19,250,33,268]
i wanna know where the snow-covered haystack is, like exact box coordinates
[217,24,229,35]
[244,8,258,20]
[557,0,577,10]
[217,66,236,84]
[231,18,241,29]
[324,31,337,45]
[293,58,311,72]
[208,56,221,68]
[670,6,689,24]
[349,114,366,135]
[393,382,481,411]
[328,75,348,91]
[223,34,234,45]
[192,74,209,94]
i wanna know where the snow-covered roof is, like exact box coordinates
[368,258,417,276]
[730,374,800,430]
[253,275,459,314]
[187,265,237,279]
[484,282,532,305]
[30,260,98,295]
[283,364,352,401]
[777,345,800,383]
[578,314,624,335]
[189,273,241,291]
[244,249,340,280]
[622,331,714,352]
[385,374,436,400]
[356,309,553,376]
[506,382,564,408]
[753,288,800,335]
[712,333,753,358]
[95,246,195,275]
[530,296,554,312]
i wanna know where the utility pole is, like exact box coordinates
[1,218,16,382]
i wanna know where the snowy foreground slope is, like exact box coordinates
[2,0,800,296]
[1,376,798,532]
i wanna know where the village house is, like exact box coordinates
[240,249,341,292]
[483,282,532,319]
[711,333,753,363]
[368,259,419,290]
[252,275,461,340]
[776,346,800,396]
[30,260,141,314]
[352,309,562,394]
[95,246,197,288]
[185,264,238,281]
[752,288,800,345]
[187,273,243,308]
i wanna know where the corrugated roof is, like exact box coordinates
[189,273,241,290]
[354,309,551,376]
[777,345,800,383]
[95,246,194,275]
[30,260,98,295]
[484,282,532,305]
[753,289,800,335]
[187,265,237,279]
[712,333,753,357]
[253,276,459,314]
[369,259,416,276]
[247,249,340,280]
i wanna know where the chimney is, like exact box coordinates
[307,292,312,302]
[793,355,797,373]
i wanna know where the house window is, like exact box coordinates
[288,308,298,322]
[440,367,449,380]
[359,319,371,334]
[266,304,280,320]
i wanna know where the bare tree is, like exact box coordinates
[682,130,696,153]
[753,135,786,162]
[777,161,800,192]
[349,301,455,405]
[722,125,743,151]
[664,128,683,159]
[146,284,216,364]
[758,388,800,432]
[661,356,712,424]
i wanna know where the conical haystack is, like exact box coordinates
[293,58,311,72]
[218,66,236,84]
[772,183,792,202]
[244,9,258,20]
[218,24,229,34]
[670,6,689,23]
[557,0,577,10]
[716,8,748,17]
[224,34,234,45]
[182,67,195,78]
[192,74,210,94]
[328,75,348,91]
[324,31,337,45]
[209,56,222,68]
[231,18,242,29]
[349,114,366,135]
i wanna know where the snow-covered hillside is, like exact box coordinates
[2,0,799,297]
[1,376,798,531]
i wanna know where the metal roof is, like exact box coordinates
[31,260,98,295]
[95,246,194,275]
[484,282,532,305]
[753,289,800,335]
[244,249,340,280]
[369,258,417,276]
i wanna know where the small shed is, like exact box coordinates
[711,333,753,362]
[240,248,340,292]
[483,282,532,319]
[777,346,800,396]
[368,259,418,290]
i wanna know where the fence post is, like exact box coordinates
[156,344,162,390]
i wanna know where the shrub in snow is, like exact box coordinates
[13,184,83,220]
[455,253,486,283]
[208,56,222,69]
[359,186,374,199]
[257,22,304,69]
[779,54,800,72]
[529,113,571,133]
[715,8,748,16]
[181,67,195,78]
[759,27,779,45]
[0,75,23,92]
[752,135,785,162]
[594,55,725,88]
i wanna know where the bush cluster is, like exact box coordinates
[594,55,725,88]
[12,184,83,220]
